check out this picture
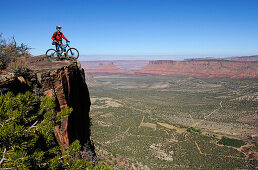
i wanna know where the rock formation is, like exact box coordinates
[81,58,258,79]
[133,60,258,79]
[80,61,112,70]
[0,57,96,161]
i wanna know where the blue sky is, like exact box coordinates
[1,0,258,60]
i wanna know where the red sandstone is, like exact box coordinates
[133,60,258,79]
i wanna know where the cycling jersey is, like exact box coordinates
[52,31,68,42]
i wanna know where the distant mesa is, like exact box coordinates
[85,62,127,75]
[184,55,258,62]
[133,60,258,79]
[81,56,258,79]
[80,60,149,70]
[80,61,112,70]
[224,55,258,61]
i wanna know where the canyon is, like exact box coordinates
[134,60,258,79]
[83,58,258,79]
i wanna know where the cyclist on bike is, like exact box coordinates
[51,26,69,54]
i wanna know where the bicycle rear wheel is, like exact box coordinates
[67,48,79,60]
[46,49,58,61]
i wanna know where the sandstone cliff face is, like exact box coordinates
[0,59,95,160]
[37,63,92,153]
[133,60,258,79]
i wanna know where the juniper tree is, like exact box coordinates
[0,92,111,169]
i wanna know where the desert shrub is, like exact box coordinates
[0,33,30,71]
[218,136,246,148]
[0,92,112,169]
[6,58,29,74]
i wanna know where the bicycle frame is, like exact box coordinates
[56,42,70,55]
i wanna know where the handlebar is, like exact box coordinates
[52,41,70,47]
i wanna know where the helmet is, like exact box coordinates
[56,26,62,29]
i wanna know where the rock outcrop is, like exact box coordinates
[0,57,96,161]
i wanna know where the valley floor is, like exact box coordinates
[88,75,258,169]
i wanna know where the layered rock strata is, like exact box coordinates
[0,59,95,160]
[133,60,258,79]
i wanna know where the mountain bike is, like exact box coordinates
[46,41,79,61]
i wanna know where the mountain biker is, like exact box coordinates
[51,26,69,53]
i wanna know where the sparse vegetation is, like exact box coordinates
[0,92,112,169]
[0,33,30,72]
[89,75,257,169]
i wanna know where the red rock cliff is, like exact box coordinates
[133,60,258,79]
[0,58,96,161]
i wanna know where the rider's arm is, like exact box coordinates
[51,32,56,41]
[62,34,68,41]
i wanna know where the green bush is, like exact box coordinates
[0,92,112,169]
[218,136,246,148]
[187,127,202,134]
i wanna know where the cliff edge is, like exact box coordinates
[0,56,96,161]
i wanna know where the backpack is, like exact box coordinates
[54,31,63,41]
[52,32,63,45]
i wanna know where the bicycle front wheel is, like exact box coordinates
[46,49,58,61]
[67,48,79,60]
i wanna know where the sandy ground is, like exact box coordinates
[91,97,123,109]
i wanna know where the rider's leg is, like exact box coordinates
[56,41,62,58]
[56,42,61,52]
